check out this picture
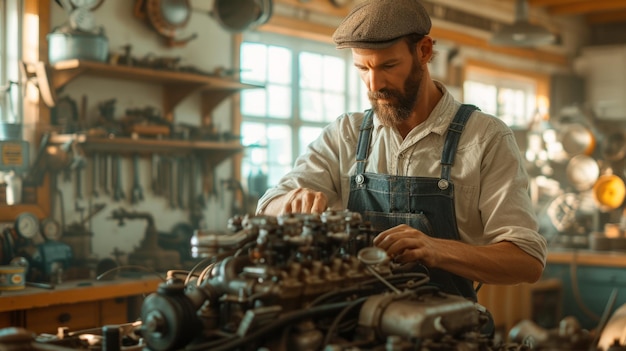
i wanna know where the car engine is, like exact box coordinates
[2,210,621,351]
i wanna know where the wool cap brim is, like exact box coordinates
[332,0,432,49]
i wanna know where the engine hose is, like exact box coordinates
[308,272,429,307]
[322,297,367,346]
[185,297,369,351]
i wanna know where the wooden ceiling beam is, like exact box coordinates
[586,9,626,23]
[547,0,626,16]
[527,0,587,7]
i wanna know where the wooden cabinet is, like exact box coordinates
[0,276,160,333]
[0,312,11,329]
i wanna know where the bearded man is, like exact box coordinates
[256,0,547,303]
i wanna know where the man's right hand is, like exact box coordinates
[280,188,328,215]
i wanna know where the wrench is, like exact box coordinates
[91,153,99,198]
[151,153,161,195]
[113,155,125,202]
[131,154,144,204]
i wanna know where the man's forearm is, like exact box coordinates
[434,240,544,285]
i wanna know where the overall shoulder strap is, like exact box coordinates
[355,109,374,174]
[440,104,479,181]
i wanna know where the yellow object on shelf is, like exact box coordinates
[593,174,626,211]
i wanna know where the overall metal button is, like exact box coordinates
[438,179,449,190]
[355,174,365,185]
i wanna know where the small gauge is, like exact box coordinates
[41,218,63,241]
[15,212,40,240]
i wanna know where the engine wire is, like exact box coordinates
[322,297,367,346]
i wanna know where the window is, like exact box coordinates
[463,63,548,129]
[0,0,23,124]
[239,32,368,199]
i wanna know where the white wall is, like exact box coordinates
[48,1,238,259]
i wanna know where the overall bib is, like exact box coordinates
[347,104,478,301]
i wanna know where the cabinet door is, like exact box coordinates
[0,312,12,328]
[25,301,99,334]
[100,298,128,325]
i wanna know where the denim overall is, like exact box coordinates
[347,104,478,301]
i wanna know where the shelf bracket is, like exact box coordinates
[52,67,88,90]
[163,83,204,121]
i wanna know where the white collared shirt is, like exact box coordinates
[257,82,548,266]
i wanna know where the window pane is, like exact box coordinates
[323,93,345,122]
[464,81,497,116]
[323,56,345,92]
[299,52,322,89]
[268,46,292,85]
[241,122,267,148]
[267,84,292,118]
[265,124,291,189]
[241,43,267,83]
[241,89,267,116]
[268,165,292,188]
[498,88,527,126]
[299,126,323,155]
[268,124,292,166]
[300,89,323,122]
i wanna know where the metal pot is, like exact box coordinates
[47,31,109,64]
[566,154,599,191]
[560,122,596,156]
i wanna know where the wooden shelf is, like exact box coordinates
[51,134,244,163]
[50,59,262,121]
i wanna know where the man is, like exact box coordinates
[256,0,547,301]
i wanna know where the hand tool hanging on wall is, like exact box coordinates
[101,153,109,195]
[75,160,86,221]
[131,153,144,204]
[91,153,99,198]
[113,155,125,202]
[177,157,186,210]
[151,153,161,195]
[168,157,177,209]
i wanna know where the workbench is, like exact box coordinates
[0,275,161,334]
[541,249,626,330]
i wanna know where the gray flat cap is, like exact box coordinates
[332,0,431,49]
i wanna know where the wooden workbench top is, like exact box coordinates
[547,249,626,267]
[0,275,162,312]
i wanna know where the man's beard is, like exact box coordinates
[369,62,423,127]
